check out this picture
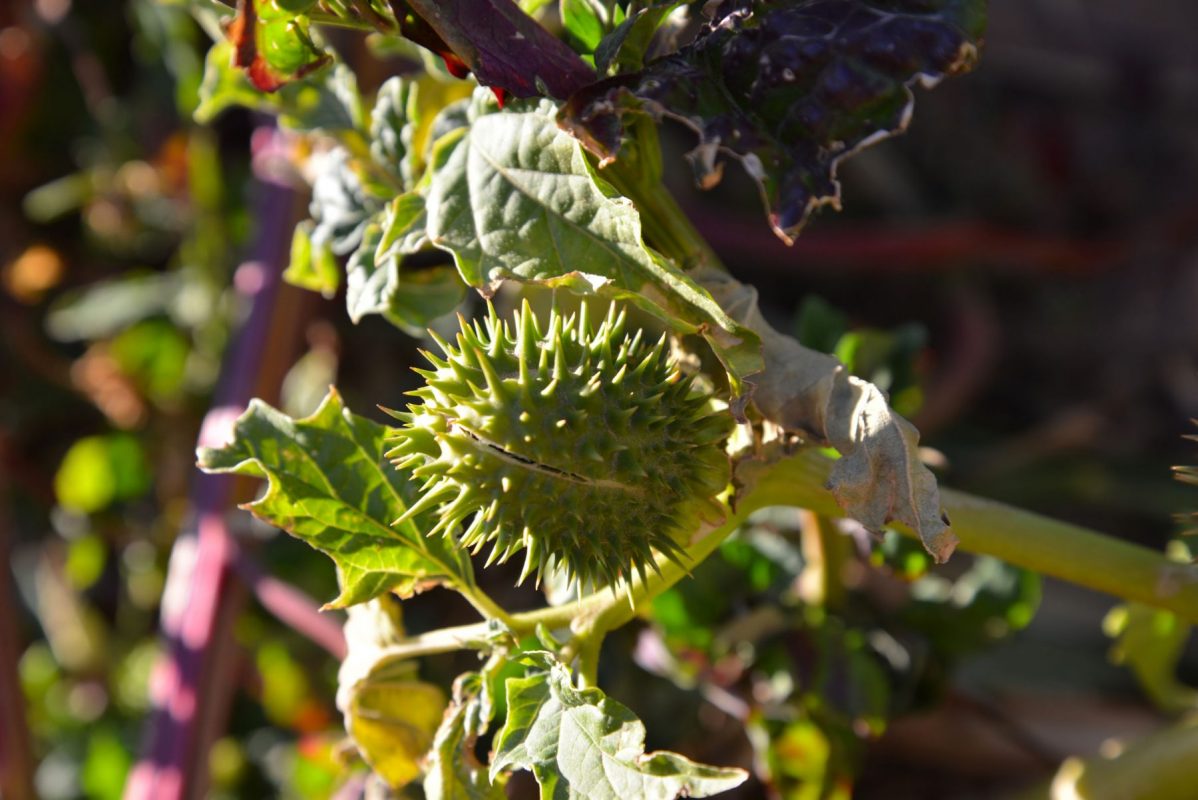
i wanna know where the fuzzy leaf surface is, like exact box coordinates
[346,210,464,335]
[196,389,472,607]
[702,269,956,561]
[491,652,747,799]
[562,0,986,242]
[424,93,762,391]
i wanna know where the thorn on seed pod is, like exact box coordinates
[384,301,732,590]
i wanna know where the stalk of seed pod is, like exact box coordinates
[385,300,731,590]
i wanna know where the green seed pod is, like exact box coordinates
[385,300,731,589]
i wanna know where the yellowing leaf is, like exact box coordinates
[348,679,447,788]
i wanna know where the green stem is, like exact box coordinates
[376,448,1198,669]
[456,582,517,628]
[743,450,1198,624]
[1018,717,1198,800]
[575,634,604,689]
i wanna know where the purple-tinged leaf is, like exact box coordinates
[562,0,987,243]
[397,0,596,99]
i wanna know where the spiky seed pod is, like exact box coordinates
[385,300,731,589]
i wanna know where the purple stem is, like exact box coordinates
[234,551,348,661]
[126,131,306,800]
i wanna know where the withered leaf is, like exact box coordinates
[562,0,986,243]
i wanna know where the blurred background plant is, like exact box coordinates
[2,0,1197,798]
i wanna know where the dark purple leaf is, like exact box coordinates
[562,0,987,243]
[396,0,596,100]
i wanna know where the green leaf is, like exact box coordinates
[195,40,363,133]
[425,670,509,800]
[425,93,762,393]
[594,2,681,75]
[562,0,986,242]
[491,652,747,799]
[345,201,465,335]
[560,0,606,53]
[197,388,473,608]
[370,76,415,189]
[309,147,384,256]
[284,220,340,298]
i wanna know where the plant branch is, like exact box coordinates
[740,450,1198,624]
[375,446,1198,670]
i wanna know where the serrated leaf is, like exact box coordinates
[1105,602,1198,714]
[702,270,956,562]
[284,220,340,297]
[424,92,762,393]
[195,40,363,132]
[196,388,473,608]
[491,652,747,799]
[562,0,986,242]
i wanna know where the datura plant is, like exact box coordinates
[386,301,731,590]
[190,0,1198,797]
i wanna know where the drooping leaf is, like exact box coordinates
[424,91,762,393]
[225,0,332,92]
[399,0,596,99]
[425,669,510,800]
[562,0,987,242]
[702,269,956,561]
[491,651,747,799]
[349,678,448,787]
[196,388,473,608]
[195,39,364,132]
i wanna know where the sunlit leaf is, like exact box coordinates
[424,91,762,394]
[491,651,747,799]
[197,388,474,608]
[349,679,447,788]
